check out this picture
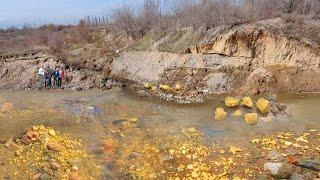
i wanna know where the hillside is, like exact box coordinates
[1,18,320,102]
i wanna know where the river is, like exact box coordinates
[0,89,319,179]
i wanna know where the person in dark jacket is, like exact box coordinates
[53,67,60,87]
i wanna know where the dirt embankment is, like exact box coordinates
[1,18,320,102]
[0,51,118,91]
[110,18,320,102]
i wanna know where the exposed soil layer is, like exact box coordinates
[1,18,320,103]
[110,19,320,102]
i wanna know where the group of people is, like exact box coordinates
[38,67,65,88]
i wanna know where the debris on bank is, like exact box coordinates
[0,125,100,179]
[101,118,320,179]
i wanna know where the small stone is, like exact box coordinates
[144,82,152,89]
[159,84,171,92]
[214,107,227,120]
[225,97,240,108]
[256,98,270,114]
[47,143,62,152]
[48,129,56,137]
[25,131,39,142]
[50,162,61,171]
[244,113,258,125]
[241,96,253,108]
[264,163,294,179]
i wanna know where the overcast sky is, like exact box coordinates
[0,0,142,29]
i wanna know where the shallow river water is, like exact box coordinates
[0,89,320,179]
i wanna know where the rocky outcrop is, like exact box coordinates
[187,22,320,71]
[110,51,248,96]
[110,19,320,101]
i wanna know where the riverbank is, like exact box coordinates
[1,18,320,104]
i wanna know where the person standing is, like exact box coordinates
[38,67,45,88]
[53,67,60,87]
[58,68,65,88]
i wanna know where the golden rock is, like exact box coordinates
[48,129,56,137]
[256,98,270,114]
[225,97,240,108]
[144,82,152,89]
[244,113,258,125]
[159,84,171,92]
[214,108,227,120]
[241,96,253,108]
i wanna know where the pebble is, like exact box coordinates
[264,162,294,179]
[50,162,61,171]
[48,129,56,137]
[47,143,62,152]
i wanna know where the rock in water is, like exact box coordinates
[297,158,320,171]
[264,163,294,179]
[225,97,240,108]
[256,98,270,113]
[241,96,253,108]
[244,113,258,125]
[214,107,227,120]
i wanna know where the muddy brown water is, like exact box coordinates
[0,89,320,143]
[0,89,320,177]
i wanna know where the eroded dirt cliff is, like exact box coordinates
[110,18,320,102]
